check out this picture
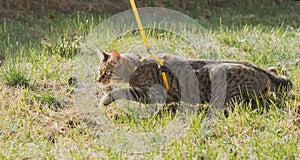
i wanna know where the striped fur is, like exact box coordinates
[98,50,293,107]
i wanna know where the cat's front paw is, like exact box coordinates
[99,94,112,107]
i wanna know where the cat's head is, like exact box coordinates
[98,50,136,85]
[97,50,121,85]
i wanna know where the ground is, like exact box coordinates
[0,0,300,159]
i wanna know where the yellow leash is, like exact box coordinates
[129,0,170,90]
[129,0,150,52]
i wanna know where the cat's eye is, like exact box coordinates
[105,70,111,75]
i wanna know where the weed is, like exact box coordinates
[1,64,30,87]
[42,35,81,59]
[32,92,64,110]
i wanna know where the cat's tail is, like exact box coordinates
[266,70,293,93]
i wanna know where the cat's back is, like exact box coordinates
[205,61,292,95]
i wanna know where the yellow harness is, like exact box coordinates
[133,55,169,90]
[129,0,169,90]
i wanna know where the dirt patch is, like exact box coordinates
[0,0,225,19]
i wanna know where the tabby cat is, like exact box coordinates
[97,50,292,108]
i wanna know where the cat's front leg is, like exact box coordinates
[100,93,112,106]
[100,87,149,106]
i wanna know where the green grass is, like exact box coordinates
[0,0,300,159]
[1,63,31,87]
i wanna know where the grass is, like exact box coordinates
[0,0,300,159]
[1,63,31,87]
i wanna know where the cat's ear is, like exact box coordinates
[98,49,110,61]
[111,50,121,62]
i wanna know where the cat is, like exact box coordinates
[97,50,293,110]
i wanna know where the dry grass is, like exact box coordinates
[0,0,300,158]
